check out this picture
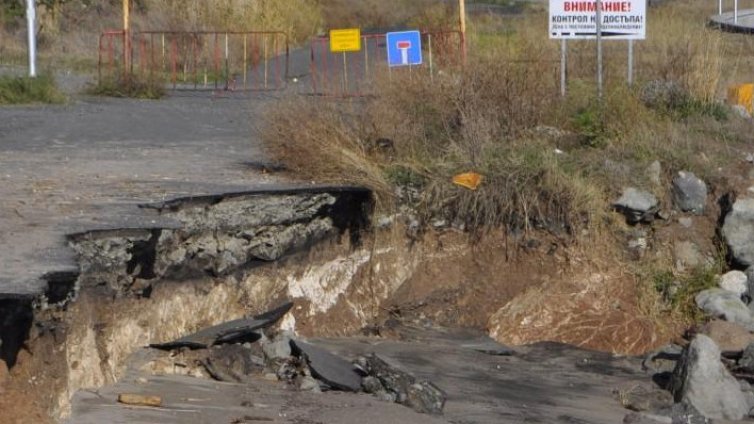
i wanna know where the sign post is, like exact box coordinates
[329,28,361,94]
[26,0,36,78]
[560,39,567,97]
[549,0,646,95]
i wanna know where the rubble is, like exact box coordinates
[290,340,362,392]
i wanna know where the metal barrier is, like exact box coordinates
[310,31,464,97]
[98,30,289,92]
[98,30,126,84]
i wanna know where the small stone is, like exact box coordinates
[613,188,659,224]
[672,171,707,215]
[297,375,322,393]
[698,320,754,352]
[720,271,748,296]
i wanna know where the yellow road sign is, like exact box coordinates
[330,28,361,53]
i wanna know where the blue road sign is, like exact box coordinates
[386,31,422,67]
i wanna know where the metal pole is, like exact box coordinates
[123,0,130,79]
[596,0,603,98]
[627,39,634,86]
[719,0,722,15]
[342,52,348,95]
[26,0,36,77]
[459,0,467,62]
[560,38,567,97]
[429,34,434,82]
[735,0,739,23]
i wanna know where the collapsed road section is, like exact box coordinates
[0,186,374,418]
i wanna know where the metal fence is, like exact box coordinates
[309,30,465,97]
[99,30,289,92]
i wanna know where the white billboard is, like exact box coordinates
[549,0,646,40]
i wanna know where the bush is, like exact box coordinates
[0,74,65,104]
[89,74,165,99]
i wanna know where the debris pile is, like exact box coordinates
[147,302,446,415]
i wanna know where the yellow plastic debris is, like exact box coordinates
[728,83,754,114]
[452,172,483,191]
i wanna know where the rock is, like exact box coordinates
[613,188,659,224]
[673,241,704,271]
[698,320,754,352]
[261,331,293,361]
[642,344,683,374]
[670,334,750,420]
[672,171,707,214]
[623,412,672,424]
[720,271,748,296]
[619,385,673,412]
[646,161,662,186]
[740,342,754,374]
[746,267,754,301]
[290,340,362,392]
[200,344,265,383]
[297,375,322,393]
[356,354,446,415]
[655,403,711,424]
[406,382,446,415]
[722,198,754,267]
[695,289,754,330]
[150,302,293,350]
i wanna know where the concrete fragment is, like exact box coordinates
[150,302,293,350]
[290,340,362,392]
[695,289,754,330]
[672,171,707,214]
[670,334,750,420]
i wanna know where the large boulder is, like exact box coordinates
[695,289,754,330]
[722,198,754,267]
[672,171,707,214]
[613,188,659,224]
[670,334,750,420]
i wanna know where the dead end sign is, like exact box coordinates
[386,31,422,67]
[329,28,361,53]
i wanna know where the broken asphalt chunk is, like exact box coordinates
[290,339,362,392]
[460,337,514,356]
[149,302,293,350]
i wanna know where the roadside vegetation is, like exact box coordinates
[0,74,65,104]
[261,0,754,340]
